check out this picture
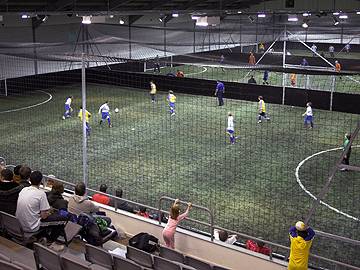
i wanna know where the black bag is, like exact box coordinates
[129,232,159,253]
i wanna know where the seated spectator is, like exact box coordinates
[214,229,237,244]
[16,171,67,251]
[92,184,111,205]
[46,181,68,210]
[0,168,18,190]
[166,72,176,77]
[176,70,184,77]
[0,168,22,215]
[68,182,99,216]
[19,166,31,187]
[114,188,136,213]
[137,206,150,218]
[248,75,257,84]
[13,165,22,183]
[246,238,271,255]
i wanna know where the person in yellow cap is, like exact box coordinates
[288,221,315,270]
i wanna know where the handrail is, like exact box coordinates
[3,164,360,270]
[158,196,214,241]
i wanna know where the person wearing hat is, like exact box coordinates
[288,221,315,270]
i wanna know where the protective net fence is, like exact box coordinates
[0,21,359,269]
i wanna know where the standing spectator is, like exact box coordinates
[248,52,256,65]
[149,80,157,103]
[340,133,352,171]
[16,171,67,251]
[246,238,271,255]
[19,166,31,187]
[214,80,225,106]
[257,96,270,124]
[214,229,237,244]
[329,45,335,57]
[311,44,317,56]
[154,55,161,73]
[302,102,314,129]
[162,199,192,249]
[46,181,68,210]
[0,168,17,190]
[263,70,269,85]
[345,43,350,53]
[92,184,111,205]
[248,75,257,84]
[13,165,22,184]
[301,58,309,67]
[288,221,315,270]
[290,73,297,87]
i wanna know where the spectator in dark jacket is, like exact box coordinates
[46,181,68,210]
[13,165,22,184]
[115,189,135,213]
[0,168,22,215]
[19,166,31,187]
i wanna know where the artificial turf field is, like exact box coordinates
[153,63,360,94]
[0,83,359,265]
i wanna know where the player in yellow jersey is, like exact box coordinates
[78,107,91,136]
[167,90,176,116]
[257,96,270,123]
[288,221,315,270]
[150,80,157,103]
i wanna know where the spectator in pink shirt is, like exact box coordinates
[162,199,192,249]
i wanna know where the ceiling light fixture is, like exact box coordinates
[339,14,348,19]
[288,15,298,22]
[21,14,30,19]
[257,13,266,18]
[42,15,48,22]
[357,11,360,15]
[333,12,340,15]
[302,12,310,17]
[82,16,92,24]
[172,13,179,17]
[191,15,200,20]
[302,20,308,28]
[333,17,339,25]
[237,11,242,14]
[119,19,125,24]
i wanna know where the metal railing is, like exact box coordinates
[2,157,360,270]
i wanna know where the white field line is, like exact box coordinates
[295,145,360,222]
[186,66,208,76]
[0,90,53,114]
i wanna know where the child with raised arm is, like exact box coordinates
[162,199,192,249]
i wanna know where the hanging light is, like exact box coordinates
[82,16,92,24]
[333,17,339,25]
[339,14,348,19]
[172,13,179,17]
[257,13,266,18]
[288,15,298,22]
[302,21,308,28]
[302,12,310,17]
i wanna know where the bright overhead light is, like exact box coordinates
[357,11,360,15]
[339,14,348,19]
[302,12,310,17]
[42,15,48,22]
[237,11,242,14]
[109,15,114,18]
[172,13,179,17]
[196,21,208,26]
[302,22,308,28]
[257,13,266,18]
[82,16,92,24]
[288,15,298,22]
[119,19,125,24]
[333,17,339,25]
[21,14,30,19]
[333,12,340,15]
[191,15,200,20]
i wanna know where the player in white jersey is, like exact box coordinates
[99,101,112,128]
[302,102,314,129]
[62,96,73,120]
[226,112,236,144]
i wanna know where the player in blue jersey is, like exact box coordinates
[167,91,176,116]
[62,96,73,120]
[215,80,225,106]
[98,101,112,128]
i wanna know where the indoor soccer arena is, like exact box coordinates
[0,1,359,270]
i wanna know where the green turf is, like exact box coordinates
[151,64,360,94]
[0,84,359,267]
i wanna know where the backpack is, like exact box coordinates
[77,213,104,246]
[129,232,159,253]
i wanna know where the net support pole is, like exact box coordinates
[330,75,335,111]
[282,30,287,105]
[4,78,7,97]
[81,54,88,187]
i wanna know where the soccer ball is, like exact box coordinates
[114,108,119,113]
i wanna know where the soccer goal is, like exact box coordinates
[0,79,8,96]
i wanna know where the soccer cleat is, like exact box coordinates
[62,116,65,120]
[171,112,176,116]
[109,124,113,128]
[257,120,262,123]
